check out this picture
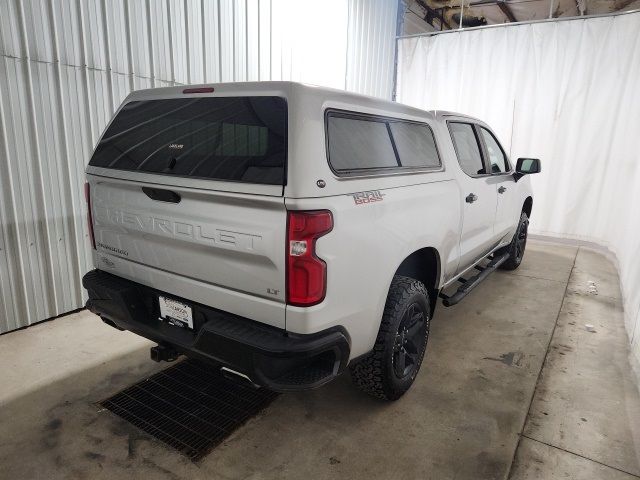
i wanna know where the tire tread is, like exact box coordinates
[350,275,430,401]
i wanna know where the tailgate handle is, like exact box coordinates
[142,187,181,203]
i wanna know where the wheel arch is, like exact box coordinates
[394,247,441,315]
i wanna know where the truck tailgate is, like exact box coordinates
[89,175,287,328]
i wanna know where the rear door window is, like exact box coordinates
[89,96,287,185]
[449,122,485,176]
[326,112,440,174]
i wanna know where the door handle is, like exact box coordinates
[465,193,478,203]
[498,186,507,194]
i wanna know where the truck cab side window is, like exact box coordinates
[479,127,509,173]
[449,122,485,176]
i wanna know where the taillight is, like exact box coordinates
[286,210,333,307]
[84,182,96,249]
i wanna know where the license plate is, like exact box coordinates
[158,296,193,330]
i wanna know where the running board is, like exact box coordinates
[440,252,510,307]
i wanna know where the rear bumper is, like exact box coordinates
[82,269,350,392]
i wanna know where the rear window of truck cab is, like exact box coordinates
[326,111,440,175]
[89,96,287,185]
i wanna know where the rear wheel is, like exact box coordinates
[499,211,529,270]
[350,275,430,401]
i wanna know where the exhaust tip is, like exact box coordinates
[220,367,260,389]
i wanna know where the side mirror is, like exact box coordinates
[516,158,541,175]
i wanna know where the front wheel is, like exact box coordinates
[350,275,431,401]
[499,211,529,270]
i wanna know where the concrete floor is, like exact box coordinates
[0,240,639,480]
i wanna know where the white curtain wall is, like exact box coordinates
[397,11,640,362]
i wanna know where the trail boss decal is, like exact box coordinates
[350,190,385,205]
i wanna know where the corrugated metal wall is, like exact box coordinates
[346,0,399,98]
[0,0,399,333]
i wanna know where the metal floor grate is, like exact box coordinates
[100,359,279,461]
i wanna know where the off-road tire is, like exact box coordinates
[350,275,431,401]
[499,211,529,271]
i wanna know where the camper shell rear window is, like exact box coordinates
[89,96,287,185]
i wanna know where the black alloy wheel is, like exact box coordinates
[515,215,528,263]
[499,211,529,270]
[393,302,427,379]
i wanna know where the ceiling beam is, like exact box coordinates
[415,0,453,30]
[497,1,517,21]
[469,0,504,5]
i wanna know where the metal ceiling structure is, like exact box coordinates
[402,0,640,32]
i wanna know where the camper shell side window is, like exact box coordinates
[325,109,442,177]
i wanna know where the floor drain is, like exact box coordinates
[99,359,279,461]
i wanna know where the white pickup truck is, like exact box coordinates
[83,82,540,400]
